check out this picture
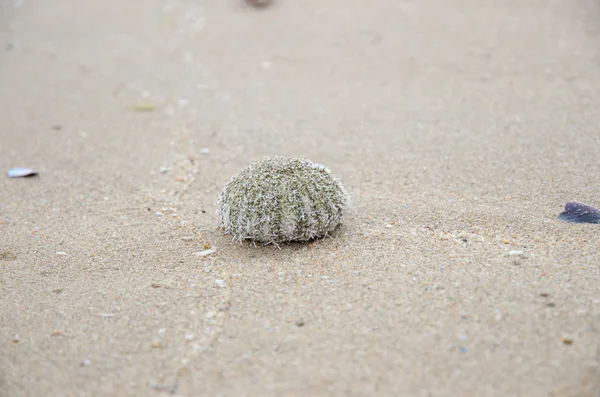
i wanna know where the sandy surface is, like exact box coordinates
[2,0,600,396]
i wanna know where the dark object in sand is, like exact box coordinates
[7,167,38,178]
[244,0,271,8]
[558,202,600,224]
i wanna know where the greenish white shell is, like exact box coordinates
[216,156,349,245]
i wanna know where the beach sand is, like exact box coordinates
[1,0,600,396]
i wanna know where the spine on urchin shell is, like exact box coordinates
[216,156,349,245]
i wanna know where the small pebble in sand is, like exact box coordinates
[215,279,226,288]
[558,201,600,224]
[0,250,17,261]
[562,336,574,345]
[7,167,38,178]
[199,148,210,155]
[12,334,20,343]
[195,249,216,257]
[502,250,524,258]
[295,319,305,327]
[80,359,91,367]
[150,340,162,348]
[127,103,159,112]
[494,311,503,322]
[98,313,115,317]
[56,251,68,256]
[244,0,271,7]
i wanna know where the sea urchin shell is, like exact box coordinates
[216,156,349,245]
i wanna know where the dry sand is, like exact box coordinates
[2,0,600,396]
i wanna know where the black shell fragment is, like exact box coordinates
[558,202,600,224]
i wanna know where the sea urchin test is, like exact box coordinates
[216,156,349,245]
